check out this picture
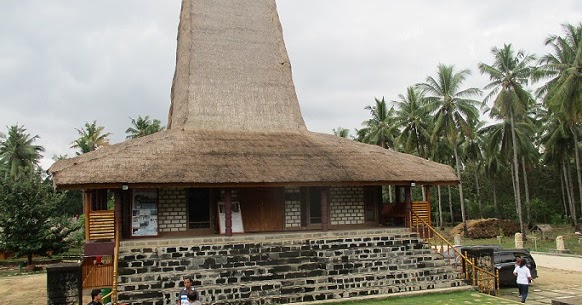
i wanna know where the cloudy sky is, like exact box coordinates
[1,1,581,170]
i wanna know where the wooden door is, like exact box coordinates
[238,188,284,232]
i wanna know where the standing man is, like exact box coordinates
[88,289,103,305]
[514,256,522,297]
[178,276,197,305]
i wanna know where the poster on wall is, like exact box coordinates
[132,190,159,237]
[217,201,244,234]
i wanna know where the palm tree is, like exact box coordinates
[332,127,351,138]
[0,125,44,179]
[460,119,485,218]
[394,86,432,158]
[125,115,165,139]
[479,44,536,236]
[536,23,582,226]
[418,64,481,233]
[540,111,580,230]
[357,97,400,149]
[70,121,111,155]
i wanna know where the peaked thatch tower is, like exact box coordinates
[168,0,306,133]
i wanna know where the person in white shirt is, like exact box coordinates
[513,256,522,297]
[513,259,533,303]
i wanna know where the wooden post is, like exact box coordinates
[404,186,412,227]
[84,190,91,241]
[225,189,233,236]
[113,190,122,235]
[425,185,431,203]
[321,187,329,232]
[377,186,384,225]
[395,186,401,204]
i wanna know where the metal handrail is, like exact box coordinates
[410,210,499,296]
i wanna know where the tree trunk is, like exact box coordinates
[521,156,531,227]
[560,169,569,217]
[448,186,454,224]
[475,169,482,218]
[565,159,580,230]
[27,253,33,266]
[509,111,525,237]
[571,128,582,222]
[510,163,519,219]
[493,181,499,218]
[438,185,443,229]
[453,145,468,233]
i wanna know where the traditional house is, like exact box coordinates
[49,1,463,304]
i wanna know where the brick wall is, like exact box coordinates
[158,188,188,233]
[284,187,301,228]
[330,187,365,225]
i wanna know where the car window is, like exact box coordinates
[494,252,517,264]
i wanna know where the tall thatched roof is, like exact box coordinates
[49,0,458,189]
[168,0,306,132]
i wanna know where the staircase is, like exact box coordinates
[116,228,465,305]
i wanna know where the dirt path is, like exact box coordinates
[0,273,48,305]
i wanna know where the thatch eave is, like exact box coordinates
[49,129,459,190]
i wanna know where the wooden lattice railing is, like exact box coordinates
[410,210,500,296]
[88,210,115,240]
[82,255,114,289]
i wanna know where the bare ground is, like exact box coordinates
[1,266,580,305]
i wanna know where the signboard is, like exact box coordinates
[132,190,159,237]
[217,201,244,234]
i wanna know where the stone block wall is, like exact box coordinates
[330,187,365,225]
[158,188,188,233]
[116,228,465,305]
[284,187,301,228]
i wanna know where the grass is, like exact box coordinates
[321,290,515,305]
[439,224,582,255]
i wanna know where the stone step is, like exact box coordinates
[119,264,459,293]
[120,274,466,305]
[119,228,413,250]
[118,235,424,258]
[118,252,446,285]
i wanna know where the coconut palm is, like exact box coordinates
[357,97,400,149]
[394,86,432,158]
[332,127,351,138]
[70,121,111,155]
[460,118,485,218]
[418,64,481,233]
[0,125,44,179]
[536,23,582,226]
[539,111,580,230]
[479,44,536,236]
[125,115,165,139]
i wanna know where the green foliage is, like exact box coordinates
[0,171,76,265]
[0,125,44,179]
[125,115,165,139]
[70,121,111,155]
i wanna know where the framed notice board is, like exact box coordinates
[131,190,159,237]
[217,201,244,234]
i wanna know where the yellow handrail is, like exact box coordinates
[112,210,120,304]
[410,210,499,296]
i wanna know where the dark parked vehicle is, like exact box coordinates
[443,245,538,287]
[493,248,538,286]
